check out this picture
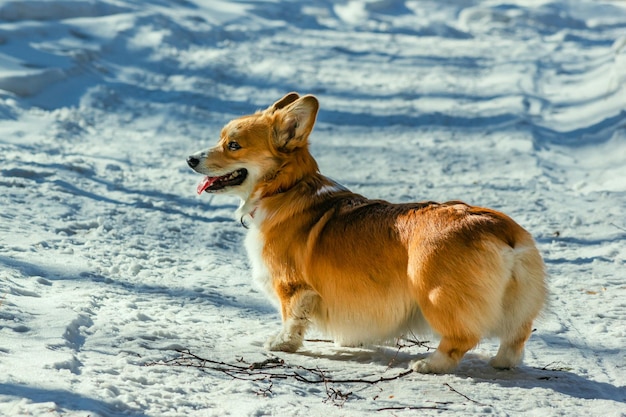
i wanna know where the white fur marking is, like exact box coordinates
[315,181,348,197]
[244,222,278,307]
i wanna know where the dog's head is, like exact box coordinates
[187,93,319,201]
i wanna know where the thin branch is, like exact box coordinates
[385,337,435,371]
[610,222,626,233]
[376,405,444,412]
[444,383,488,407]
[146,348,417,407]
[327,369,415,384]
[324,386,352,407]
[398,337,435,351]
[249,357,285,370]
[256,381,273,397]
[291,367,414,385]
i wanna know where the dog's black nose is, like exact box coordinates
[187,156,200,168]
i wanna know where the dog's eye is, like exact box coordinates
[227,141,241,151]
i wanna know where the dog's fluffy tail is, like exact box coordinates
[490,240,547,368]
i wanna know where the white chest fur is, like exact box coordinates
[244,224,278,306]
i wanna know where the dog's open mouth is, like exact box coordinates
[196,169,248,194]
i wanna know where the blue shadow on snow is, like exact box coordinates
[0,383,150,416]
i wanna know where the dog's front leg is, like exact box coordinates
[265,287,319,353]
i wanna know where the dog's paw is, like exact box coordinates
[264,333,301,353]
[410,359,438,374]
[410,352,456,374]
[489,346,523,370]
[488,355,518,370]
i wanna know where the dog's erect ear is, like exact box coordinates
[273,95,319,152]
[267,92,300,114]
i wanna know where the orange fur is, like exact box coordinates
[187,93,547,373]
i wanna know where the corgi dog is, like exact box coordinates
[187,93,547,374]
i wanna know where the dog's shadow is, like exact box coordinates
[296,341,428,367]
[291,342,625,405]
[471,363,625,404]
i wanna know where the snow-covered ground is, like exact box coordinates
[1,0,625,415]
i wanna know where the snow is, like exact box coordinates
[0,0,625,415]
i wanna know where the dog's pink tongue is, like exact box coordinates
[197,176,217,194]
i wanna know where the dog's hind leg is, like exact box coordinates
[489,320,533,369]
[265,288,319,352]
